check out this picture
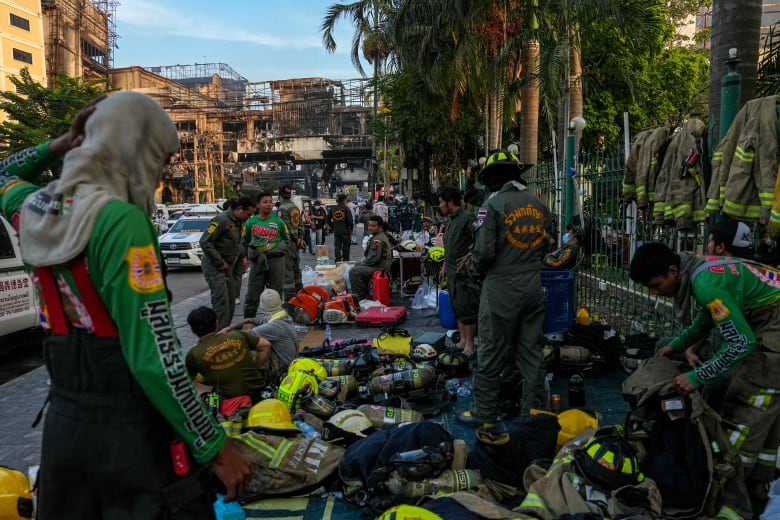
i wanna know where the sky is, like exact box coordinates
[113,1,363,83]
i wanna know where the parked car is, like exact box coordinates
[158,216,213,267]
[0,215,39,338]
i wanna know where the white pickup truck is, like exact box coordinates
[0,215,38,337]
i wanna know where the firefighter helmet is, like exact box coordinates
[572,427,644,491]
[378,504,443,520]
[288,358,327,380]
[427,246,445,263]
[0,466,33,519]
[478,149,529,191]
[277,371,319,411]
[246,398,300,432]
[413,343,438,362]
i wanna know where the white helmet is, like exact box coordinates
[400,239,417,252]
[327,409,373,437]
[413,343,438,361]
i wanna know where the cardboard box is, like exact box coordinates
[316,244,329,258]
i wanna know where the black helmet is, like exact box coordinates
[477,149,531,191]
[572,427,644,491]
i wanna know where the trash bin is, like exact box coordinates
[541,270,576,334]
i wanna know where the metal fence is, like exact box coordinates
[527,150,709,338]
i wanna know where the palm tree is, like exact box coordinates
[708,0,762,139]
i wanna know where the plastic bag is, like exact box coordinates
[324,264,347,293]
[411,283,438,310]
[302,266,317,287]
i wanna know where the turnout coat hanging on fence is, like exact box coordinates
[705,95,780,228]
[623,126,671,209]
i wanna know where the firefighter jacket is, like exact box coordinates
[706,96,780,227]
[622,128,650,202]
[636,126,671,208]
[652,118,706,230]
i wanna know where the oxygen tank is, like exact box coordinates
[366,367,435,395]
[386,469,483,497]
[315,359,354,376]
[318,375,359,400]
[357,404,423,429]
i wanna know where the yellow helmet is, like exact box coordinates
[277,371,319,411]
[246,398,300,432]
[427,246,445,263]
[478,149,528,190]
[556,408,599,448]
[0,466,33,519]
[377,504,442,520]
[288,357,327,381]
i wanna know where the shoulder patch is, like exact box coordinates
[476,208,488,229]
[206,221,218,234]
[125,245,165,294]
[290,207,301,228]
[706,298,730,321]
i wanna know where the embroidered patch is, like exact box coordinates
[290,207,301,228]
[706,298,730,321]
[476,208,487,229]
[206,221,218,234]
[125,245,164,294]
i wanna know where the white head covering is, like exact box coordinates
[19,91,180,265]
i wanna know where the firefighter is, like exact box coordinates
[278,185,306,294]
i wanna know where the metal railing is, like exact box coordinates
[528,150,708,338]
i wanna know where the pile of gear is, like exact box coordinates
[287,285,362,325]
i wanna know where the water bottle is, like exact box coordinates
[325,324,332,345]
[295,420,321,439]
[568,373,586,408]
[456,380,472,398]
[445,378,461,400]
[544,372,554,411]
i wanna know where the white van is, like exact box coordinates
[0,215,38,337]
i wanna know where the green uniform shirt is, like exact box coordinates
[359,230,393,272]
[200,209,244,266]
[327,203,353,234]
[185,330,264,398]
[278,199,304,241]
[0,143,226,464]
[242,213,289,254]
[542,242,580,270]
[443,207,474,276]
[670,256,780,386]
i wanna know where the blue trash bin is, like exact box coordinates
[541,270,576,334]
[438,289,458,330]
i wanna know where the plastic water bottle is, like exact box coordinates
[295,420,321,439]
[325,324,332,345]
[445,378,461,399]
[456,380,472,398]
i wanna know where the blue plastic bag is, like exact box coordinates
[213,494,245,520]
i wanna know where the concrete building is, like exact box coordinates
[110,64,375,205]
[0,0,47,108]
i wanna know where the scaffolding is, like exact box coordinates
[92,0,119,69]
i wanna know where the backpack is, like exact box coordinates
[621,357,746,519]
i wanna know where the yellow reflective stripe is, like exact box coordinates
[269,437,296,469]
[716,504,745,520]
[520,492,548,511]
[693,210,706,221]
[727,423,750,450]
[237,432,277,459]
[221,419,244,438]
[771,211,780,225]
[706,199,721,211]
[650,157,658,166]
[648,191,655,202]
[724,200,761,218]
[713,150,723,160]
[758,449,778,467]
[719,186,726,196]
[664,205,673,218]
[734,146,755,162]
[622,183,636,195]
[673,204,693,217]
[636,186,647,196]
[748,390,773,410]
[759,192,774,205]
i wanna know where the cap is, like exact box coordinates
[711,220,753,251]
[260,288,283,314]
[280,185,293,198]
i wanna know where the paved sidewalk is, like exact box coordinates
[0,234,437,473]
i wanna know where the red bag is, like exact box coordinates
[372,271,391,306]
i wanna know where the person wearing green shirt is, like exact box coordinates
[630,242,780,520]
[0,92,251,518]
[242,191,289,318]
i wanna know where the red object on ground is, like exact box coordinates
[372,270,391,306]
[355,305,407,327]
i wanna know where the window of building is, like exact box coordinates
[10,13,30,31]
[81,38,106,67]
[12,48,32,64]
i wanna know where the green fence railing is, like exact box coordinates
[527,150,708,338]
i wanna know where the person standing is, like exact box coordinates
[349,215,393,301]
[0,92,251,518]
[186,306,269,403]
[155,209,169,235]
[386,196,399,234]
[438,187,480,356]
[278,185,305,293]
[373,196,388,223]
[311,199,327,246]
[466,150,552,446]
[410,195,422,232]
[328,193,354,262]
[201,197,253,329]
[630,242,780,520]
[242,191,289,319]
[302,203,315,254]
